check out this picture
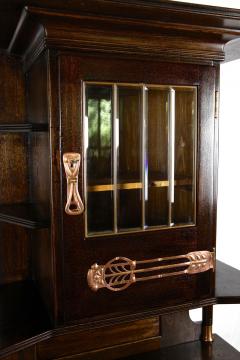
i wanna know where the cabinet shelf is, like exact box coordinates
[0,203,50,229]
[88,178,192,192]
[0,123,48,133]
[0,281,51,355]
[216,261,240,304]
[124,335,240,359]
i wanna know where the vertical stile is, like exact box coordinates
[168,87,176,226]
[193,90,197,224]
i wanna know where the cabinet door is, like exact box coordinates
[59,54,216,323]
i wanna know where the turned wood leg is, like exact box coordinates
[202,305,214,342]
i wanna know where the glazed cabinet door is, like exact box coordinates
[59,54,216,323]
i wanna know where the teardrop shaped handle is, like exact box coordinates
[63,152,84,215]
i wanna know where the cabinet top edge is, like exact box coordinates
[8,1,240,66]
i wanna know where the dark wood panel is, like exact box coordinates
[0,53,30,286]
[21,347,36,360]
[30,132,50,215]
[0,54,25,123]
[37,317,159,360]
[124,335,240,360]
[1,346,37,360]
[216,261,240,304]
[0,281,51,355]
[26,51,56,323]
[26,53,48,124]
[160,310,201,348]
[52,337,161,360]
[0,204,49,229]
[0,224,29,284]
[0,124,48,132]
[0,134,28,204]
[31,229,55,322]
[0,352,19,360]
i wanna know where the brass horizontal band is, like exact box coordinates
[88,179,192,192]
[87,250,214,292]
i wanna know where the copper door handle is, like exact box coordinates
[63,152,84,215]
[87,250,214,292]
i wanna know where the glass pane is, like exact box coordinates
[147,88,169,226]
[118,86,142,230]
[86,85,114,233]
[84,83,197,237]
[173,87,196,224]
[87,191,113,233]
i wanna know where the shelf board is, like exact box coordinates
[0,203,50,229]
[216,260,240,304]
[88,179,192,192]
[0,123,48,132]
[0,281,51,354]
[124,335,240,360]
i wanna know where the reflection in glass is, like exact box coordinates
[86,85,113,233]
[147,88,169,226]
[118,87,142,230]
[173,88,196,224]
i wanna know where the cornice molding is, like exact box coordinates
[7,1,240,67]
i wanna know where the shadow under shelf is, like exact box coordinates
[0,203,50,229]
[0,123,48,133]
[0,280,52,355]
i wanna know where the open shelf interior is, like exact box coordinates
[123,335,240,360]
[0,281,51,353]
[0,203,50,229]
[0,123,48,132]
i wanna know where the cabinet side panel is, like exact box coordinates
[27,51,54,320]
[0,52,26,124]
[0,53,30,285]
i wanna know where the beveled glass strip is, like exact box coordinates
[168,87,175,226]
[113,84,118,233]
[83,82,88,236]
[141,85,148,229]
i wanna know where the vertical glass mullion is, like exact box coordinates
[141,85,148,229]
[168,87,175,226]
[113,84,118,233]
